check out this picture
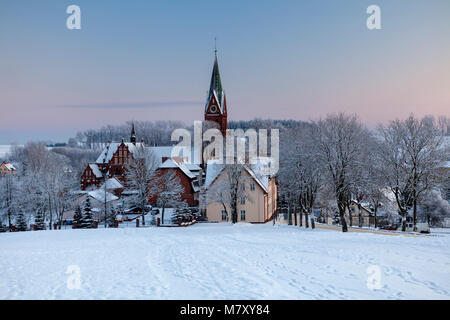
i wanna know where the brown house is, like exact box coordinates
[148,159,201,207]
[81,126,145,190]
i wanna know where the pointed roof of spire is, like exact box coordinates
[209,56,223,101]
[130,122,136,144]
[206,49,224,112]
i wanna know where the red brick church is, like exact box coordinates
[80,51,229,206]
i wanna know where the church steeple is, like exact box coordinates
[204,42,228,136]
[206,53,223,112]
[130,123,136,145]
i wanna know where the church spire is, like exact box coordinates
[206,44,223,112]
[204,42,228,136]
[130,123,136,145]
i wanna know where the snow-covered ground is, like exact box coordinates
[0,223,449,300]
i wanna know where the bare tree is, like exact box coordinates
[0,174,19,230]
[125,146,159,226]
[310,113,368,232]
[204,173,232,221]
[377,115,449,231]
[150,171,184,225]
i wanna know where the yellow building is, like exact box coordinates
[0,162,16,176]
[347,200,373,227]
[203,161,278,223]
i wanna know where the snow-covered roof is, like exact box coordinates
[204,161,225,189]
[147,146,202,165]
[89,164,103,178]
[159,159,196,179]
[101,177,123,190]
[88,189,118,203]
[204,158,273,193]
[96,142,145,164]
[184,163,202,172]
[1,162,16,171]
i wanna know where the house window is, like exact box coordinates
[240,210,246,221]
[250,183,255,191]
[240,196,246,205]
[221,210,227,221]
[240,183,245,191]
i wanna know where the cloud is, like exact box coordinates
[57,101,203,109]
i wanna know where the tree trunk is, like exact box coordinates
[48,196,53,230]
[7,207,12,230]
[358,204,362,228]
[287,203,292,225]
[339,205,348,232]
[141,200,146,226]
[305,211,309,228]
[231,197,238,224]
[413,198,417,232]
[294,209,298,226]
[299,212,303,227]
[374,206,378,229]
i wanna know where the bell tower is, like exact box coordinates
[204,44,227,136]
[130,123,136,145]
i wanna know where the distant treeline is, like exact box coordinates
[70,119,312,149]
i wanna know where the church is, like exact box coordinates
[80,50,229,199]
[79,50,277,222]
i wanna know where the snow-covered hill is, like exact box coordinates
[0,223,449,299]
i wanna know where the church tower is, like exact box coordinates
[204,47,227,136]
[130,123,136,145]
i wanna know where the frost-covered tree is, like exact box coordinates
[107,209,117,228]
[34,207,45,230]
[377,115,449,231]
[151,171,183,225]
[15,209,28,231]
[73,205,82,226]
[80,196,94,229]
[125,146,159,226]
[309,113,369,232]
[204,172,232,222]
[418,190,450,227]
[0,174,19,230]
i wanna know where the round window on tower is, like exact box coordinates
[210,105,217,113]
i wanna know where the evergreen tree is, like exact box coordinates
[34,208,45,230]
[73,205,82,226]
[15,210,28,231]
[107,209,117,228]
[0,221,6,233]
[80,197,94,229]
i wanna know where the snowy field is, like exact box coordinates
[0,223,449,300]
